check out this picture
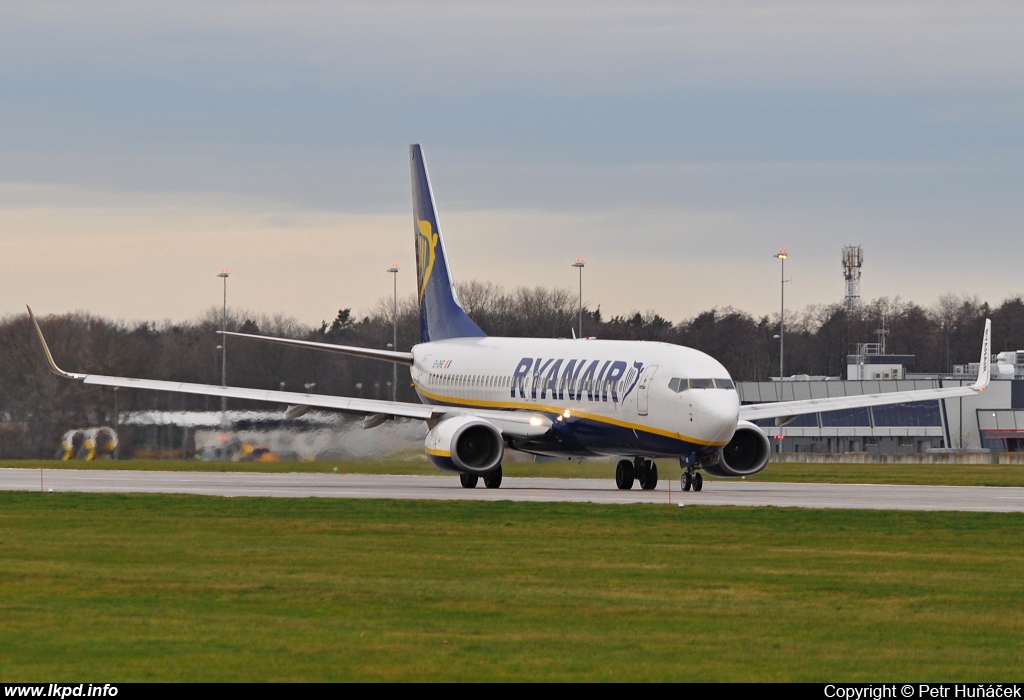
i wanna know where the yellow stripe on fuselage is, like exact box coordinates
[413,385,726,447]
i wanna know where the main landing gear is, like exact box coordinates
[460,465,503,489]
[615,457,658,490]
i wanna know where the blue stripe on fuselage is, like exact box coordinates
[416,390,710,458]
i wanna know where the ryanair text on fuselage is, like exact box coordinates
[511,357,644,403]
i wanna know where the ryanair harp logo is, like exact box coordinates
[416,219,438,303]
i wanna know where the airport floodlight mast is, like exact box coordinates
[387,263,399,401]
[572,257,585,338]
[842,245,863,313]
[218,269,229,417]
[774,248,788,380]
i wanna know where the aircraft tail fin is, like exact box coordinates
[410,144,486,343]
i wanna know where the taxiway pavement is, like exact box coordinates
[2,468,1024,512]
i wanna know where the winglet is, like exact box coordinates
[26,306,82,380]
[971,318,992,392]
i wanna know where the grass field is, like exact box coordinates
[1,492,1023,681]
[8,457,1024,487]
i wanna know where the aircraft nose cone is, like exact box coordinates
[695,391,740,444]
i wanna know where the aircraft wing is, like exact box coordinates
[739,319,991,424]
[27,307,551,439]
[219,330,414,365]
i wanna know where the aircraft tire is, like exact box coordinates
[460,473,479,489]
[483,466,502,489]
[693,473,703,492]
[636,460,649,488]
[641,461,658,490]
[615,460,635,490]
[682,472,692,491]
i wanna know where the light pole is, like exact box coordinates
[572,257,585,338]
[113,387,119,460]
[217,269,229,418]
[388,263,399,401]
[774,249,788,380]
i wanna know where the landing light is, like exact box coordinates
[563,409,571,418]
[529,416,544,426]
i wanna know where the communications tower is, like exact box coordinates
[841,245,863,313]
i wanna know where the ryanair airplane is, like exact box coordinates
[29,145,992,492]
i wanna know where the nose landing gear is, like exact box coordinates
[681,469,702,492]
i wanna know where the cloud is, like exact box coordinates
[1,2,1022,327]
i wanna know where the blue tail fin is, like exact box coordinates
[410,144,487,343]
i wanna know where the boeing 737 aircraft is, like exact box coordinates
[29,145,992,492]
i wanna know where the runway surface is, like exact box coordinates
[3,468,1024,512]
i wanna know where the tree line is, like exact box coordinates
[1,285,1020,458]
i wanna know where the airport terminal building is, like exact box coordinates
[741,346,1024,454]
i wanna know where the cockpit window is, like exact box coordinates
[669,377,735,391]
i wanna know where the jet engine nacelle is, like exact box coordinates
[85,427,118,459]
[60,426,118,460]
[703,420,771,478]
[424,415,504,474]
[60,430,86,460]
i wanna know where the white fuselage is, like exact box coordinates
[410,336,741,458]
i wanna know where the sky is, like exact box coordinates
[2,1,1023,328]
